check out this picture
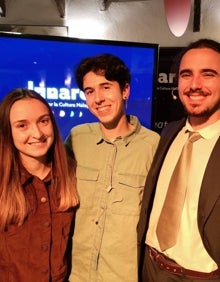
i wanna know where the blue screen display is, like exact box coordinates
[0,32,158,139]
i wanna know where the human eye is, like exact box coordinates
[16,122,26,129]
[202,70,217,78]
[40,115,51,125]
[84,88,94,96]
[13,121,27,131]
[179,71,191,79]
[104,85,110,91]
[102,83,111,91]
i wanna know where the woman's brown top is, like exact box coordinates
[0,169,75,282]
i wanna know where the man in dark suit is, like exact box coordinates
[138,38,220,281]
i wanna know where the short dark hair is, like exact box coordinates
[174,38,220,74]
[74,53,131,91]
[171,38,220,82]
[181,38,220,56]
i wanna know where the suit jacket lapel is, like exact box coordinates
[198,137,220,227]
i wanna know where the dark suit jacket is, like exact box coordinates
[137,117,220,272]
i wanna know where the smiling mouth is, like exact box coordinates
[188,94,206,99]
[28,142,44,146]
[29,139,47,145]
[185,89,210,97]
[97,106,110,112]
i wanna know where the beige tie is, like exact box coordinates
[156,131,201,251]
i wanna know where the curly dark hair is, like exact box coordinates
[74,53,131,92]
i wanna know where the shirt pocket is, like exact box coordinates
[76,165,100,208]
[1,224,29,269]
[111,173,146,216]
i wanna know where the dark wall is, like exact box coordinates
[153,47,186,134]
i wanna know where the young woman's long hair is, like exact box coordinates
[0,88,79,231]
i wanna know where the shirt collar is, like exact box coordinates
[185,119,220,140]
[95,115,141,146]
[20,165,52,186]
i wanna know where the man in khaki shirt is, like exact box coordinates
[65,54,159,282]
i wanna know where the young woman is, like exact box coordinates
[0,88,79,282]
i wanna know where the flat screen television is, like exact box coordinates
[0,32,159,139]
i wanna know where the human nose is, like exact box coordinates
[190,75,202,90]
[30,124,43,138]
[94,89,105,103]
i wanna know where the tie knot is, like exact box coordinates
[188,131,201,143]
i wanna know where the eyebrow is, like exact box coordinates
[179,68,218,75]
[12,113,50,124]
[84,82,112,92]
[201,68,218,74]
[179,69,191,75]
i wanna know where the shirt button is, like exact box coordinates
[41,197,47,203]
[42,269,49,274]
[42,244,49,251]
[44,221,51,227]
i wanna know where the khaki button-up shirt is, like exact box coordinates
[66,115,159,282]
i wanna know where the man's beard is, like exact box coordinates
[183,101,220,119]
